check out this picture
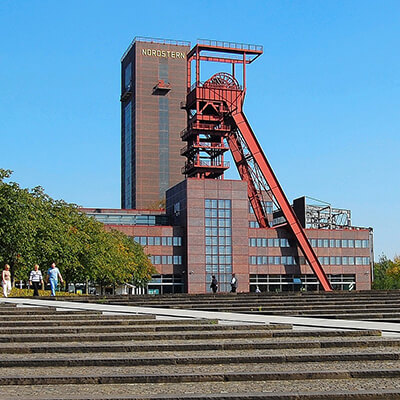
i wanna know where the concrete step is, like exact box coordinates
[0,317,211,327]
[0,328,382,344]
[3,368,400,385]
[0,313,154,321]
[0,333,390,355]
[0,322,292,335]
[1,350,400,367]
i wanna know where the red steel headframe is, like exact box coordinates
[185,40,332,291]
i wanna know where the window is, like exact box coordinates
[355,240,362,248]
[268,256,274,265]
[124,63,132,89]
[173,237,182,246]
[173,256,182,265]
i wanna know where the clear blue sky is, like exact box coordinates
[1,0,399,260]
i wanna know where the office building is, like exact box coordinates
[82,37,373,295]
[121,37,190,209]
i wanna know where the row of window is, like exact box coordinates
[249,201,273,214]
[249,255,370,266]
[248,236,370,249]
[150,255,182,265]
[205,209,231,218]
[205,218,231,227]
[250,274,355,284]
[206,236,232,246]
[133,236,182,247]
[249,238,290,247]
[206,255,233,264]
[205,199,231,209]
[249,256,296,265]
[206,265,232,273]
[206,246,232,255]
[318,256,370,266]
[310,239,369,249]
[205,227,232,237]
[92,214,169,226]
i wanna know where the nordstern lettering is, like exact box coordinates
[141,49,186,59]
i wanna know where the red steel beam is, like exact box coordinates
[231,111,333,291]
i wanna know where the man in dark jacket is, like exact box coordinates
[210,275,218,293]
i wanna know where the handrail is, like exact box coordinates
[197,39,263,52]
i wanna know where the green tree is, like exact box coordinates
[0,169,156,289]
[372,255,400,290]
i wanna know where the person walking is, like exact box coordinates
[29,264,44,297]
[2,264,11,297]
[47,263,63,297]
[230,273,237,293]
[210,275,218,293]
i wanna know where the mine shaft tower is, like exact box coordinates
[181,39,333,291]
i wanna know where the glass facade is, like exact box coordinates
[205,199,232,292]
[124,101,132,209]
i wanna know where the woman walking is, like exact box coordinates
[2,264,11,297]
[29,264,43,297]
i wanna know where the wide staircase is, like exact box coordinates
[2,301,400,399]
[80,290,400,322]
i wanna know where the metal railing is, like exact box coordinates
[197,39,263,52]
